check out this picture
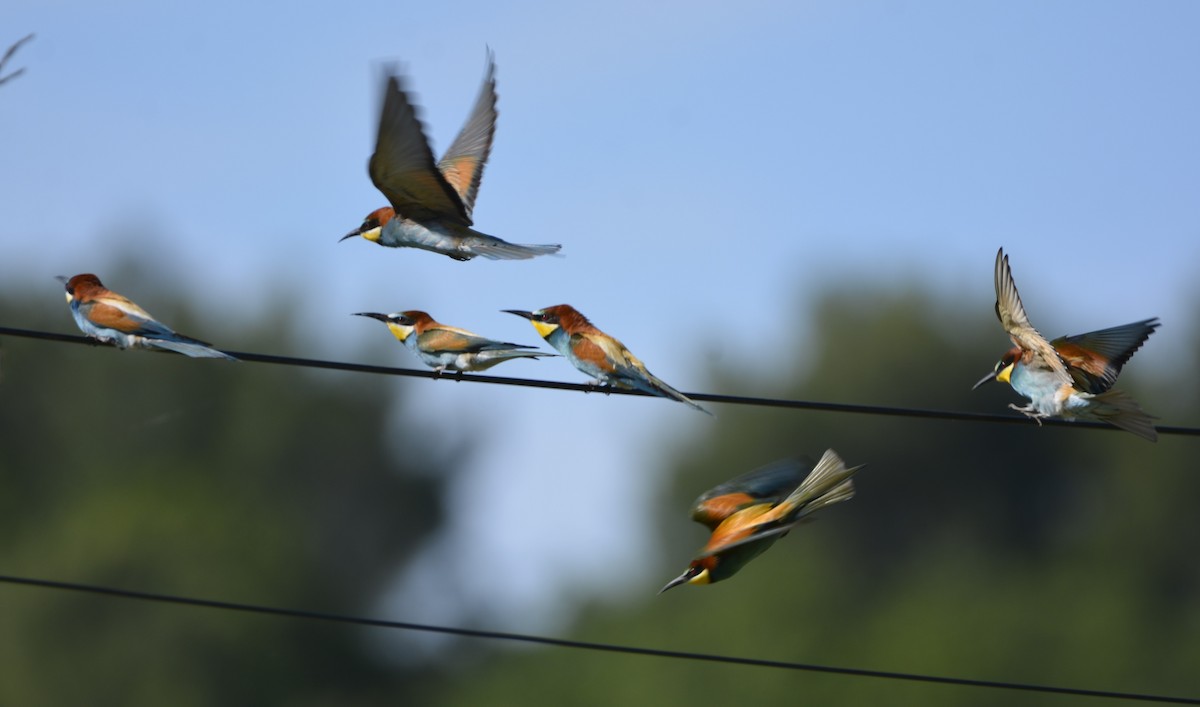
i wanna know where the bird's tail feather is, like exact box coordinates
[644,373,713,416]
[1085,389,1157,442]
[780,449,862,519]
[471,350,558,370]
[472,237,562,260]
[490,350,558,360]
[148,339,238,360]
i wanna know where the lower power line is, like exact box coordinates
[0,573,1194,704]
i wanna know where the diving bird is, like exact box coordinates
[340,54,561,261]
[972,248,1158,441]
[58,274,236,360]
[660,449,862,593]
[504,304,711,414]
[355,310,554,373]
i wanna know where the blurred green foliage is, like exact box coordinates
[430,287,1200,706]
[0,283,451,706]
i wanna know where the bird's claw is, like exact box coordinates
[1008,403,1045,426]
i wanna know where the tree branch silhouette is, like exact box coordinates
[0,34,34,86]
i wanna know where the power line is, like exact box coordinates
[0,574,1194,704]
[1,325,1197,436]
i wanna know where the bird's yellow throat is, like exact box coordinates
[996,363,1014,384]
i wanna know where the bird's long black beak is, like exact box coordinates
[971,370,997,391]
[339,229,362,243]
[658,570,692,595]
[55,275,69,285]
[502,309,535,320]
[353,312,390,322]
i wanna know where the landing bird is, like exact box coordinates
[58,274,236,360]
[340,54,561,261]
[659,449,861,592]
[971,248,1158,441]
[504,304,711,415]
[355,310,554,373]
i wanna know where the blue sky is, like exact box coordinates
[3,1,1198,646]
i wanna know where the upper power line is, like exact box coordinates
[1,325,1196,437]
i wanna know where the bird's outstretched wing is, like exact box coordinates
[690,459,808,530]
[437,53,497,221]
[695,450,860,558]
[369,70,470,224]
[993,248,1070,383]
[1052,318,1159,394]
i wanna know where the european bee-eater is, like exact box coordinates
[355,310,554,373]
[972,248,1158,441]
[660,449,861,592]
[58,274,236,360]
[340,54,561,261]
[504,305,711,415]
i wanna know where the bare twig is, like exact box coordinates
[0,33,34,86]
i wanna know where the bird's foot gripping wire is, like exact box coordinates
[590,380,613,396]
[1009,403,1046,426]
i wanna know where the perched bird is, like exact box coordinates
[58,274,236,360]
[972,248,1158,441]
[660,449,861,593]
[504,304,711,414]
[340,54,561,261]
[355,310,554,373]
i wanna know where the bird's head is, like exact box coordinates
[354,310,427,343]
[503,305,585,339]
[658,557,716,594]
[972,346,1021,389]
[57,273,103,304]
[341,207,395,244]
